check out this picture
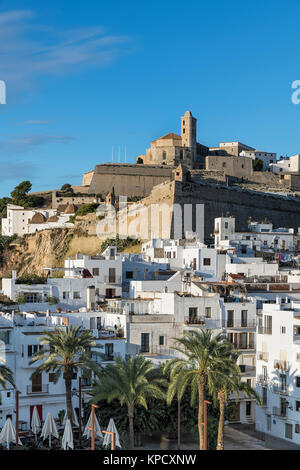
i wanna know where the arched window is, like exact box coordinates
[162,151,167,160]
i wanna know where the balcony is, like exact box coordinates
[26,384,49,395]
[257,326,272,335]
[184,316,206,326]
[273,383,289,395]
[104,276,121,284]
[272,406,287,419]
[274,360,289,371]
[257,351,269,362]
[257,374,268,385]
[226,320,256,329]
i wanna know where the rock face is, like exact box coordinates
[0,228,75,277]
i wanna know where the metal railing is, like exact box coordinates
[257,326,272,335]
[272,406,287,418]
[27,384,49,395]
[226,320,256,329]
[104,276,122,284]
[273,383,288,395]
[257,351,269,361]
[257,374,268,385]
[274,360,289,370]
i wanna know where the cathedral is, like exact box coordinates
[136,110,209,169]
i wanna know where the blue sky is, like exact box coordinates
[1,0,300,197]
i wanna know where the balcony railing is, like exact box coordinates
[27,384,49,395]
[273,383,288,395]
[104,276,121,284]
[257,326,272,335]
[257,374,268,385]
[272,406,287,419]
[257,351,269,362]
[274,360,289,371]
[226,320,256,329]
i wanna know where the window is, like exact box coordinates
[49,373,56,383]
[180,150,183,160]
[296,376,300,388]
[246,401,251,416]
[126,271,133,279]
[296,401,300,412]
[73,292,81,299]
[92,268,99,276]
[162,151,167,160]
[222,162,226,168]
[0,331,10,345]
[28,345,39,358]
[7,392,10,398]
[203,258,211,266]
[280,326,286,334]
[296,424,300,434]
[63,291,69,300]
[205,307,211,318]
[159,336,164,346]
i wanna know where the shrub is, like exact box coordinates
[45,296,59,305]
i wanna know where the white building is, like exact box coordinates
[240,150,276,171]
[269,155,300,174]
[215,217,295,255]
[256,300,300,447]
[1,204,74,236]
[0,309,126,431]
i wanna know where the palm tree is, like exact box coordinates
[163,329,236,450]
[0,359,15,389]
[30,325,102,424]
[215,371,262,450]
[92,355,167,449]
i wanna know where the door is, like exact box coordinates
[227,310,234,327]
[141,333,150,353]
[232,402,240,421]
[109,268,116,283]
[31,373,42,393]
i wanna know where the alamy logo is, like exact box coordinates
[0,80,6,104]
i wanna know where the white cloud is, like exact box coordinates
[0,133,74,155]
[0,10,131,89]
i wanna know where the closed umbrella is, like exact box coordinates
[83,411,103,440]
[103,418,121,449]
[63,406,79,428]
[41,412,59,448]
[0,418,22,450]
[31,406,41,442]
[62,418,73,450]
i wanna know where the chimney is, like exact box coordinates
[87,286,96,310]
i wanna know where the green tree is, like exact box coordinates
[30,325,102,424]
[92,355,167,449]
[164,329,235,450]
[252,158,263,171]
[0,359,15,389]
